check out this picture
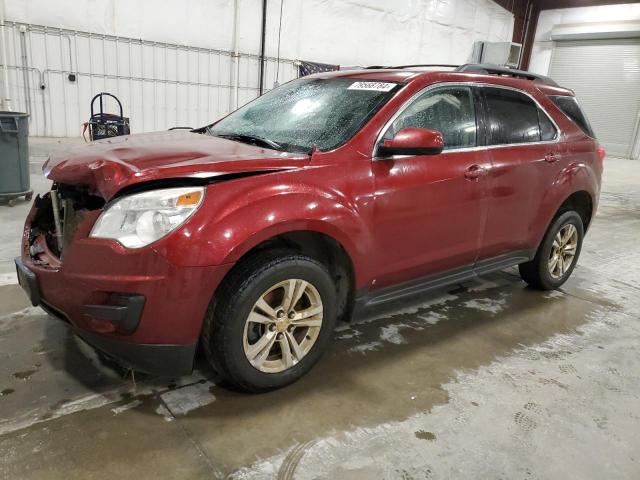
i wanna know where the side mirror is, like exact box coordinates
[378,127,444,157]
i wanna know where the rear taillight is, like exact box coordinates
[597,144,606,162]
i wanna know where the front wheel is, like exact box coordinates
[202,251,337,393]
[519,211,584,290]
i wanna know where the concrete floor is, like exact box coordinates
[1,147,639,479]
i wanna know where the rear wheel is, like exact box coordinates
[519,211,584,290]
[202,251,337,392]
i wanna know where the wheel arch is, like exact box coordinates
[219,228,358,323]
[532,188,595,253]
[531,157,599,248]
[556,190,593,231]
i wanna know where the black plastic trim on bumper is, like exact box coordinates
[83,293,145,332]
[40,300,196,377]
[75,329,197,377]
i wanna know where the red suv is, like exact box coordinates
[16,64,604,392]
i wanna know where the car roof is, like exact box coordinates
[309,66,574,96]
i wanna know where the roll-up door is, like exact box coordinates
[549,38,640,159]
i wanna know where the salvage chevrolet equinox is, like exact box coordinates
[16,64,604,392]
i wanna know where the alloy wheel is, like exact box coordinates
[548,223,578,279]
[243,279,323,373]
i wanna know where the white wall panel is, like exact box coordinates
[0,23,260,136]
[1,0,513,137]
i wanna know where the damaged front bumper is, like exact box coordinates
[17,189,229,377]
[15,258,198,376]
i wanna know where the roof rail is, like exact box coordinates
[364,64,460,70]
[454,63,558,86]
[391,64,459,69]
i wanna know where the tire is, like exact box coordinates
[202,250,338,393]
[519,211,584,290]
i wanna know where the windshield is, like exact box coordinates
[208,77,401,153]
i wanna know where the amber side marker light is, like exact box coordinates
[597,144,606,163]
[177,190,203,206]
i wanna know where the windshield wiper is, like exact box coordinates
[214,133,284,151]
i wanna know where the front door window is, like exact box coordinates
[383,86,477,150]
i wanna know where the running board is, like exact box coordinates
[356,250,533,310]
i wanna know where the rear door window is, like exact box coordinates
[483,87,541,145]
[538,108,557,141]
[549,95,595,138]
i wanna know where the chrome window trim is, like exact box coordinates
[372,82,561,160]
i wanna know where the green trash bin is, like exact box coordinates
[0,111,32,206]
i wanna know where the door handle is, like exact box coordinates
[545,153,559,163]
[464,164,485,180]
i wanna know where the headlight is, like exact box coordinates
[90,187,205,248]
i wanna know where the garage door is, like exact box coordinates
[549,38,640,159]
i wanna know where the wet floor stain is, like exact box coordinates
[49,398,72,411]
[415,430,436,441]
[12,369,37,380]
[111,399,143,415]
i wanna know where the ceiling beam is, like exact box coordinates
[535,0,637,10]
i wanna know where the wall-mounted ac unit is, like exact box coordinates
[472,41,522,68]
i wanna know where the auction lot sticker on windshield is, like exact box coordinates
[347,81,396,92]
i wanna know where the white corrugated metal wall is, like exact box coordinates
[0,22,297,137]
[0,0,514,138]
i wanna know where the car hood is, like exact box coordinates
[43,130,310,200]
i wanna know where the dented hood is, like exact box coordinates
[44,130,310,200]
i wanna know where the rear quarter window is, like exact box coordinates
[549,95,595,138]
